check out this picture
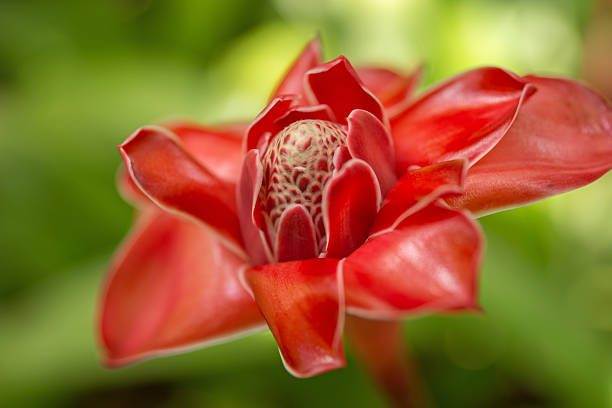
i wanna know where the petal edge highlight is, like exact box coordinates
[448,75,612,216]
[100,210,265,367]
[119,126,244,254]
[344,204,483,319]
[242,259,346,377]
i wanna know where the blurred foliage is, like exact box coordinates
[0,0,611,407]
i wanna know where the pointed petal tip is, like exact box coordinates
[270,36,324,100]
[281,352,346,378]
[305,56,386,126]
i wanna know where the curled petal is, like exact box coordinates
[305,56,386,125]
[99,210,265,367]
[117,122,246,206]
[237,150,272,265]
[323,159,381,259]
[390,67,535,171]
[371,159,467,236]
[271,36,323,99]
[347,109,397,195]
[242,259,346,377]
[357,65,423,113]
[344,203,483,319]
[119,126,244,253]
[274,104,336,130]
[448,76,612,216]
[245,96,297,152]
[275,204,318,262]
[165,122,246,184]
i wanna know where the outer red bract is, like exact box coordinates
[99,37,612,391]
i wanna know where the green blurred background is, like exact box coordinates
[1,0,611,407]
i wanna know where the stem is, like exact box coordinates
[345,315,433,408]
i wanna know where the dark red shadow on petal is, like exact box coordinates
[237,150,272,265]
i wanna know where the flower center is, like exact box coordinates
[260,119,348,250]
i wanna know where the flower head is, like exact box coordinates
[99,38,612,379]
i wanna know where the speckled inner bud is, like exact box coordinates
[259,119,348,250]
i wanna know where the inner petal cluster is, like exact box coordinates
[260,119,348,250]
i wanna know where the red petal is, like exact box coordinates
[346,316,427,408]
[270,37,323,99]
[117,165,149,206]
[119,126,244,253]
[237,150,272,265]
[332,145,352,170]
[275,204,318,262]
[347,109,397,195]
[245,95,297,152]
[344,204,483,319]
[371,159,467,236]
[448,76,612,216]
[305,56,386,125]
[323,159,381,259]
[274,104,336,130]
[242,259,346,377]
[117,122,246,206]
[165,122,246,184]
[390,67,535,171]
[99,210,265,367]
[357,65,423,113]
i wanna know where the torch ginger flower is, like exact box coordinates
[99,38,612,384]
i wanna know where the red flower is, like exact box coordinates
[99,38,612,380]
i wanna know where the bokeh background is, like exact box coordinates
[1,0,611,407]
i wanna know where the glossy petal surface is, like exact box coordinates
[120,126,243,251]
[371,159,466,236]
[271,37,323,99]
[305,56,386,125]
[448,76,612,215]
[243,259,345,377]
[276,204,318,262]
[347,109,397,195]
[390,67,534,171]
[323,159,380,259]
[344,204,482,319]
[100,210,264,367]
